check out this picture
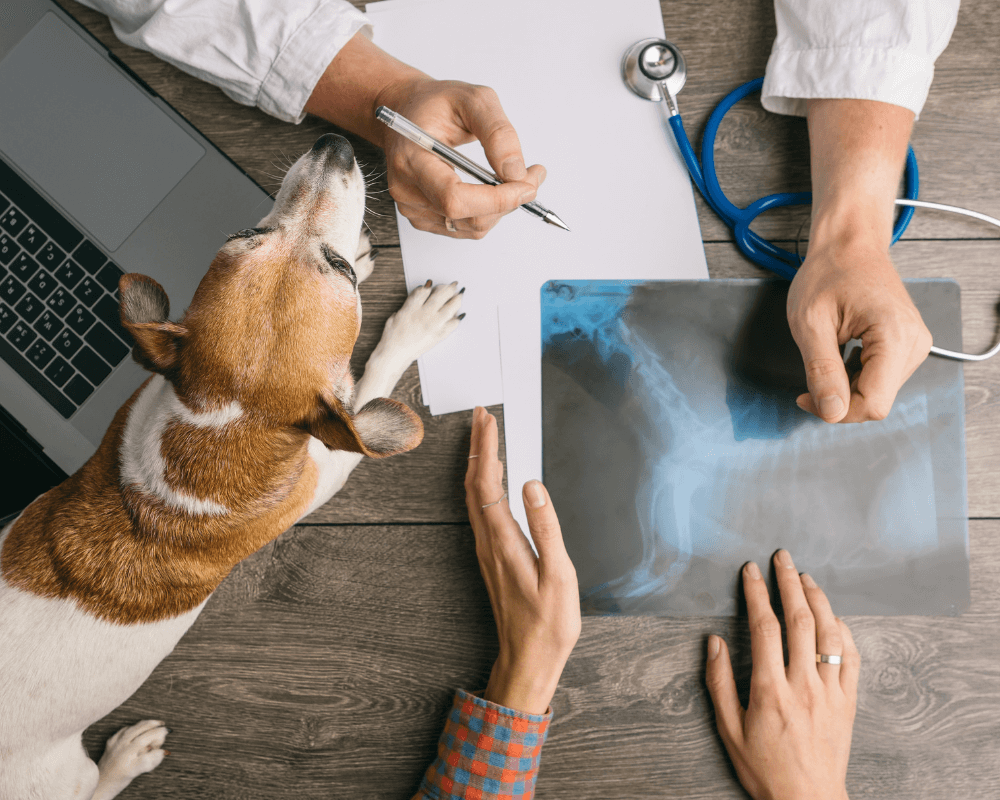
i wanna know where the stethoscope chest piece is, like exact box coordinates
[621,38,687,102]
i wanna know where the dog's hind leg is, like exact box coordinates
[89,720,169,800]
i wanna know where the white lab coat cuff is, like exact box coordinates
[257,1,372,124]
[761,47,935,120]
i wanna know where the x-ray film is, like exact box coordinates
[541,280,969,616]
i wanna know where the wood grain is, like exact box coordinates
[83,520,1000,799]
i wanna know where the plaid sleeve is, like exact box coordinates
[415,689,551,800]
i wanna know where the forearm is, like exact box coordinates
[806,99,914,251]
[304,32,425,149]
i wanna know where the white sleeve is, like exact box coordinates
[73,0,372,124]
[762,0,960,119]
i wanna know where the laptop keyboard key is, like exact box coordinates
[33,310,63,341]
[0,233,19,266]
[36,241,66,271]
[0,192,7,215]
[44,355,73,387]
[0,206,27,236]
[63,374,95,406]
[72,345,112,385]
[0,275,26,304]
[26,339,56,369]
[85,321,129,366]
[7,320,37,352]
[0,157,83,253]
[73,277,102,307]
[27,269,57,300]
[95,262,125,294]
[9,253,38,283]
[73,241,107,274]
[93,293,129,342]
[16,224,45,255]
[54,258,85,289]
[0,335,75,418]
[53,328,83,358]
[46,287,75,317]
[0,302,14,334]
[14,292,44,323]
[66,304,97,335]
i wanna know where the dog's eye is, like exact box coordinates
[226,227,273,242]
[320,244,358,289]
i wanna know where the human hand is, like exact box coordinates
[376,78,546,239]
[706,551,859,800]
[465,406,581,715]
[787,241,932,423]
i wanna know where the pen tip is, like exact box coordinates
[546,213,570,232]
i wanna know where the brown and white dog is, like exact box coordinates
[0,133,462,800]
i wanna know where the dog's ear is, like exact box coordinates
[301,396,424,458]
[119,273,187,375]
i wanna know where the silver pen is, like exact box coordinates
[375,106,569,232]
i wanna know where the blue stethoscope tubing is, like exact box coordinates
[668,77,917,283]
[667,76,1000,361]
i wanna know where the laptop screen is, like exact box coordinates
[0,12,204,252]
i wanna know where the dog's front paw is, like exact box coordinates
[380,280,464,363]
[354,229,376,283]
[91,720,169,800]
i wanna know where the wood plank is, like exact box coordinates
[84,519,1000,799]
[309,240,1000,524]
[57,0,1000,246]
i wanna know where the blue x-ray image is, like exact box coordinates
[541,280,969,616]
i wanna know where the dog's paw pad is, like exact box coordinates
[381,281,464,361]
[92,720,169,799]
[354,229,376,283]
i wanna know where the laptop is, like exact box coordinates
[0,1,273,521]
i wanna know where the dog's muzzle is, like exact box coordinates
[311,133,355,171]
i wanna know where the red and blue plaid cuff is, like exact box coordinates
[415,689,552,800]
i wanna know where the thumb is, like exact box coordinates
[791,311,851,423]
[705,635,745,749]
[522,480,570,571]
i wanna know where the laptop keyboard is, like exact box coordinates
[0,156,131,419]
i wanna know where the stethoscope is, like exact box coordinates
[622,38,1000,362]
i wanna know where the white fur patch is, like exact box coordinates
[119,376,242,516]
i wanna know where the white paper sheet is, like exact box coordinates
[367,0,709,530]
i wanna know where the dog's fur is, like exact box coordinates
[0,133,462,800]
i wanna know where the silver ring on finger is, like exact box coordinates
[481,490,507,510]
[468,454,479,459]
[816,653,842,665]
[445,218,457,232]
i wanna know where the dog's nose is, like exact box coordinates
[311,133,355,171]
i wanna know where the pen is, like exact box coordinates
[375,106,570,232]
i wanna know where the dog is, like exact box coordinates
[0,132,463,800]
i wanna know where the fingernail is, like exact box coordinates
[819,395,844,419]
[776,549,794,568]
[795,396,807,411]
[708,635,720,661]
[502,156,526,181]
[424,279,432,288]
[745,561,761,580]
[801,573,818,588]
[524,480,547,508]
[458,313,466,320]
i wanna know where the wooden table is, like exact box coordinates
[61,0,1000,796]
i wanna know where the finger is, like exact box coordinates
[522,480,572,577]
[789,305,851,423]
[772,550,816,681]
[840,337,908,423]
[455,85,527,181]
[838,618,861,701]
[743,561,787,685]
[800,572,844,686]
[470,410,505,523]
[426,173,539,223]
[705,635,745,749]
[465,405,485,489]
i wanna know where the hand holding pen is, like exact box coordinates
[373,83,563,237]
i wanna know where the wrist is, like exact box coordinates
[483,657,559,716]
[808,200,894,256]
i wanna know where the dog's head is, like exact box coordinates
[118,133,422,458]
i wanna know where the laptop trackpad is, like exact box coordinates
[0,12,204,251]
